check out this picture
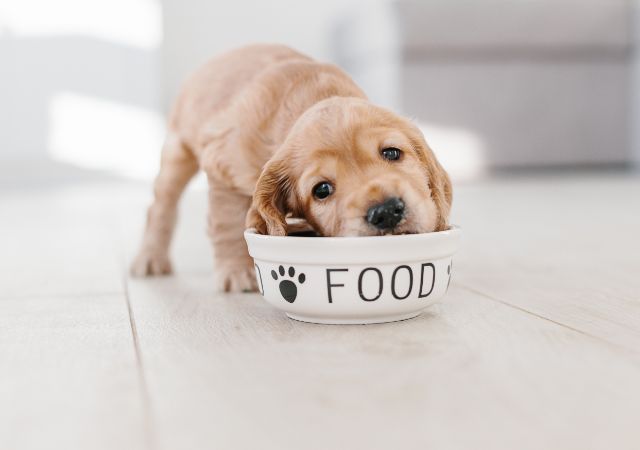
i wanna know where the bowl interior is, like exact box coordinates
[244,226,461,265]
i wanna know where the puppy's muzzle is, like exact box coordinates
[366,197,405,231]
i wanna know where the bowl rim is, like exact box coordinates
[244,225,461,264]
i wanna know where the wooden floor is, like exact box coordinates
[1,171,639,450]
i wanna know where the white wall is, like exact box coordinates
[0,0,164,177]
[0,0,365,178]
[160,0,362,112]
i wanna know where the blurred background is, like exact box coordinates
[2,0,639,185]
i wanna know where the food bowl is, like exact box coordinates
[244,226,461,324]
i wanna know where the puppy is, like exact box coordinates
[131,44,452,292]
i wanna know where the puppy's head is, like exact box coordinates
[247,97,452,236]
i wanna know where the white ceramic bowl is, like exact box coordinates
[244,226,461,324]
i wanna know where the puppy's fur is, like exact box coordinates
[131,44,452,292]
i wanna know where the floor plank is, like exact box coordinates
[0,293,148,450]
[0,185,126,298]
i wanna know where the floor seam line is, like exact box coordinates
[0,290,125,302]
[122,272,157,450]
[456,282,640,357]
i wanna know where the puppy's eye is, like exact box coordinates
[381,147,402,161]
[312,182,334,200]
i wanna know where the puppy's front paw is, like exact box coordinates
[130,249,173,277]
[217,264,258,293]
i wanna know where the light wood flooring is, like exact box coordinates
[1,171,639,450]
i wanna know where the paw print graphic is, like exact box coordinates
[271,265,305,303]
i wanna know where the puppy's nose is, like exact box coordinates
[366,197,405,230]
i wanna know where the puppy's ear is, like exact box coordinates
[246,157,293,236]
[429,155,452,231]
[408,127,453,231]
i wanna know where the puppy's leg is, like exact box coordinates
[208,183,257,292]
[131,133,198,276]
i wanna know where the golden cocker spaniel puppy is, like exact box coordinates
[132,44,452,292]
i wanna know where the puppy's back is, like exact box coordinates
[169,45,312,148]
